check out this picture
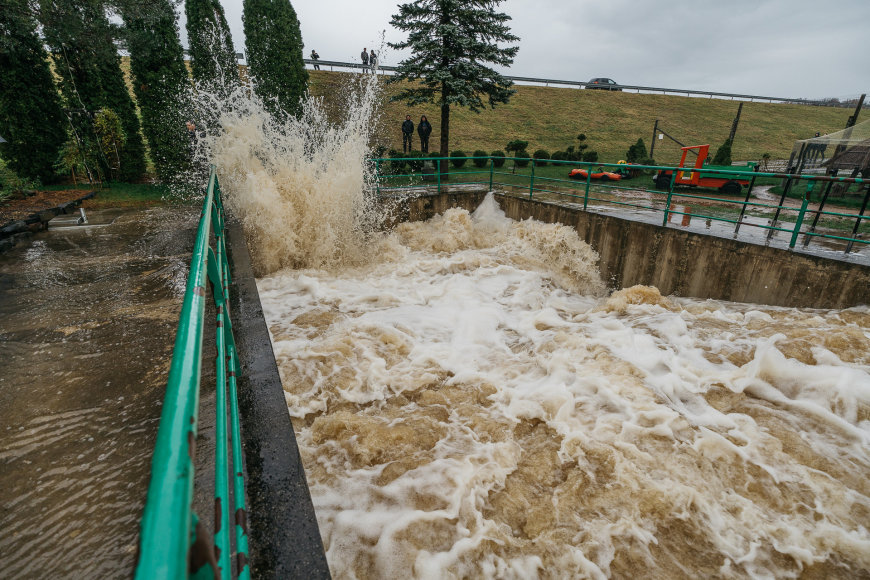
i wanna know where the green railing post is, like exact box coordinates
[662,170,678,226]
[529,159,535,199]
[789,195,811,249]
[583,163,592,211]
[375,159,381,197]
[437,158,442,194]
[489,157,494,191]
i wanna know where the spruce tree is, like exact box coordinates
[119,0,192,181]
[389,1,519,175]
[712,139,733,166]
[186,0,238,92]
[40,0,146,181]
[0,0,67,182]
[242,0,308,119]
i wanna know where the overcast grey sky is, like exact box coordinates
[179,0,869,100]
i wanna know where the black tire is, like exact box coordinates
[720,180,742,195]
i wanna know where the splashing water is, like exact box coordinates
[204,72,870,578]
[206,72,383,275]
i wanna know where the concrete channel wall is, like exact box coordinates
[400,191,870,309]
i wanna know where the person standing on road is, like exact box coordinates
[402,115,414,153]
[369,50,378,74]
[310,49,320,70]
[417,115,432,153]
[361,48,369,72]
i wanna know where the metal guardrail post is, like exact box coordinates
[845,183,870,254]
[803,174,836,247]
[734,165,759,236]
[375,160,381,197]
[662,170,678,226]
[583,164,592,211]
[529,159,536,199]
[767,176,793,240]
[789,195,810,249]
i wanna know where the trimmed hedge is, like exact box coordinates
[514,151,530,167]
[533,149,550,166]
[491,150,506,167]
[450,150,467,168]
[472,150,488,168]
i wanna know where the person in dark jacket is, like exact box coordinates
[361,48,369,71]
[417,115,432,153]
[369,50,378,73]
[401,115,414,153]
[310,49,320,70]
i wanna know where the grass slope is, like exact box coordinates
[309,70,854,164]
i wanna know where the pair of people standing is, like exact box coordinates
[360,48,377,73]
[401,115,432,153]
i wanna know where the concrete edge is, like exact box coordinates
[225,224,331,579]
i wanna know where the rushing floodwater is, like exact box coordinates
[204,70,870,578]
[252,197,870,579]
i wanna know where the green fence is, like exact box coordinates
[136,166,250,579]
[373,157,869,254]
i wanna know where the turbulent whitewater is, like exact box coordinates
[208,74,870,579]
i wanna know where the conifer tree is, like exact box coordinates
[242,0,308,119]
[119,0,192,181]
[712,138,733,166]
[389,0,519,175]
[40,0,146,181]
[0,0,67,182]
[186,0,238,92]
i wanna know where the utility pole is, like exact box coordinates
[649,119,659,159]
[728,102,743,144]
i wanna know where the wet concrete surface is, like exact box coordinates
[0,206,207,578]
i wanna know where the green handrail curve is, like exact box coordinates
[136,166,250,579]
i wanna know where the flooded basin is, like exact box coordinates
[0,206,199,578]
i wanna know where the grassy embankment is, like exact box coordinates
[308,70,854,165]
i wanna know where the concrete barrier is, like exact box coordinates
[401,191,870,309]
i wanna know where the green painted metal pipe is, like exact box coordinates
[135,170,216,580]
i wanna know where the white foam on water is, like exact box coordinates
[202,67,870,579]
[257,199,870,579]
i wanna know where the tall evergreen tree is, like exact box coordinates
[389,0,519,175]
[242,0,308,119]
[119,0,191,181]
[0,0,67,182]
[186,0,238,93]
[40,0,146,181]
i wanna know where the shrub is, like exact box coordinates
[450,150,467,168]
[490,150,506,167]
[712,139,733,166]
[532,149,550,166]
[514,150,530,167]
[505,140,529,155]
[406,150,425,172]
[582,151,599,163]
[472,150,488,168]
[551,150,567,162]
[388,149,407,174]
[625,138,648,163]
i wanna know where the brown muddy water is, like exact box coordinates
[0,207,202,578]
[255,198,870,579]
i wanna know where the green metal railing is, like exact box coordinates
[136,166,250,579]
[373,156,869,254]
